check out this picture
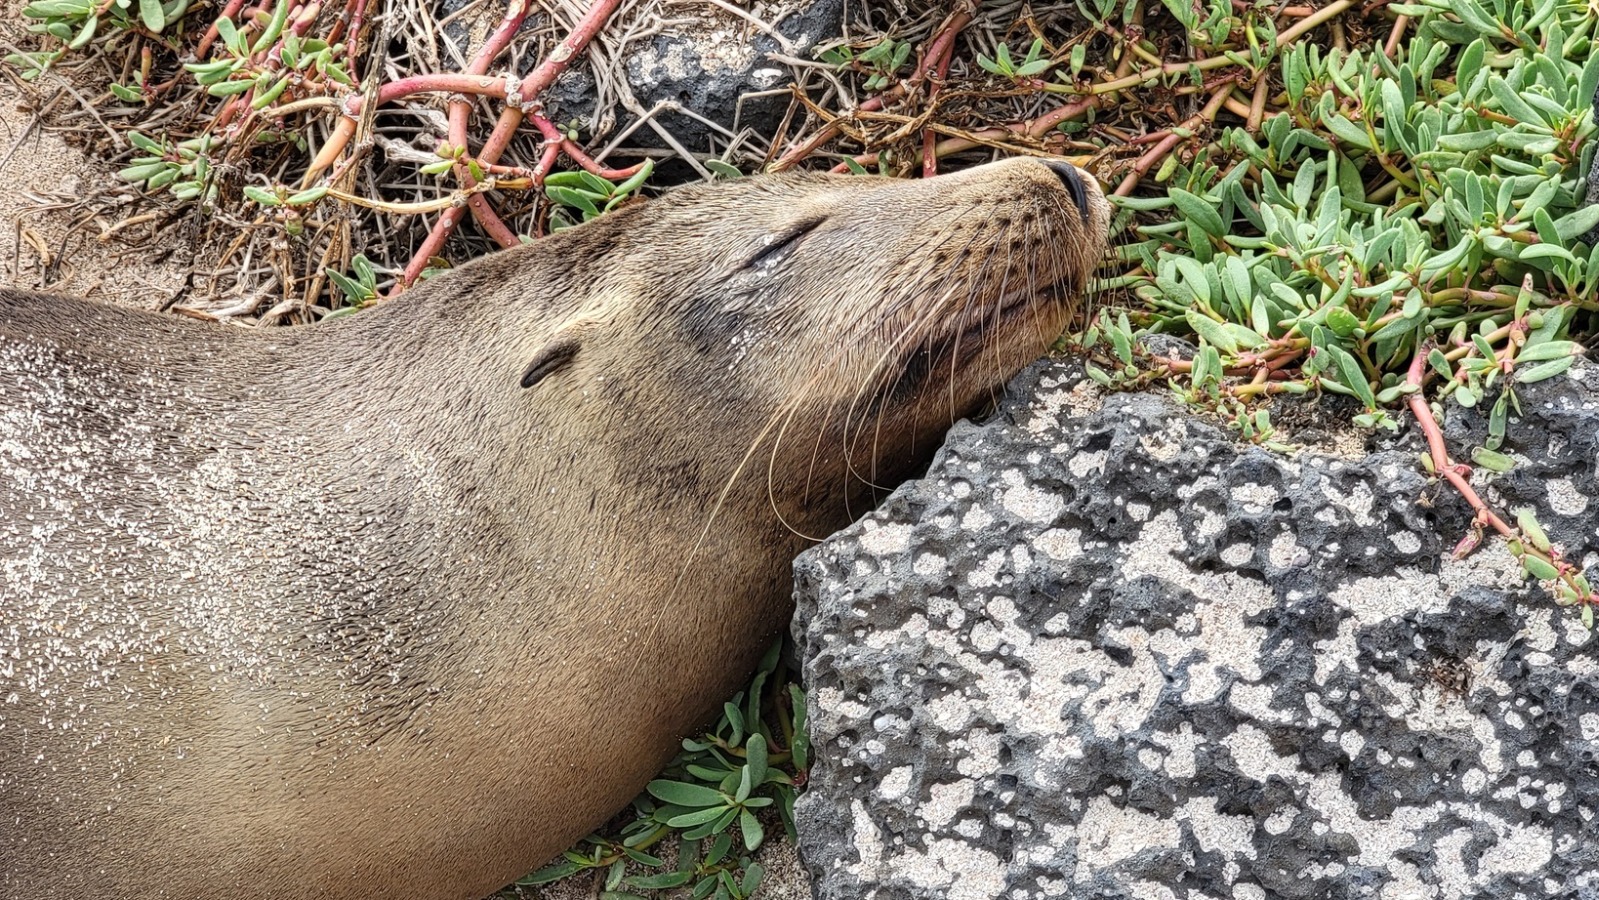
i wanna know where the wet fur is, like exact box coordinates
[0,158,1108,900]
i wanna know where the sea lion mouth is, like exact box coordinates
[955,291,1033,344]
[953,273,1079,345]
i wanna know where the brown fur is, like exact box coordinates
[0,157,1108,900]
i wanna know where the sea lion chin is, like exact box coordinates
[0,155,1109,900]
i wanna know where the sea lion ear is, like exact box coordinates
[520,334,582,388]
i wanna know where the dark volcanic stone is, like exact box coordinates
[607,1,843,154]
[439,1,844,165]
[791,358,1599,900]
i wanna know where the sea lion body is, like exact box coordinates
[0,158,1108,899]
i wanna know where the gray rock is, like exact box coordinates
[439,0,844,168]
[791,358,1599,900]
[606,0,842,156]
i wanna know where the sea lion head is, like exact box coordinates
[506,155,1110,532]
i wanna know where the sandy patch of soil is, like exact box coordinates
[0,5,203,309]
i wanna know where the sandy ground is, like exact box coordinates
[0,6,197,308]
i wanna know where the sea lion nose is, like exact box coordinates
[1043,159,1091,226]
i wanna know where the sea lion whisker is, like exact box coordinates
[940,224,1012,418]
[833,254,975,492]
[1024,216,1053,352]
[858,235,999,484]
[801,331,900,513]
[763,373,838,542]
[851,265,979,486]
[801,387,844,511]
[636,382,812,689]
[824,225,987,441]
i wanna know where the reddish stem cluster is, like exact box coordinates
[281,0,629,290]
[1403,340,1596,617]
[767,4,978,175]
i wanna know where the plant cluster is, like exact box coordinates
[783,2,1599,628]
[542,164,655,230]
[819,35,914,91]
[7,0,646,315]
[1074,0,1599,624]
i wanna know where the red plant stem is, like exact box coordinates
[391,0,626,289]
[771,119,846,172]
[327,0,358,44]
[313,37,534,170]
[461,105,528,247]
[400,207,465,288]
[561,141,646,179]
[453,0,626,245]
[769,82,899,172]
[475,162,535,177]
[1383,15,1410,58]
[917,7,973,82]
[447,97,524,248]
[361,73,512,111]
[775,3,974,173]
[480,108,524,161]
[774,76,924,169]
[1125,128,1174,146]
[520,0,624,98]
[831,93,1103,174]
[532,143,562,180]
[1246,73,1269,132]
[267,2,320,67]
[437,0,530,243]
[529,114,646,179]
[217,93,248,128]
[1114,81,1235,195]
[329,0,370,60]
[944,93,1101,150]
[196,0,251,59]
[461,182,520,247]
[1264,351,1302,373]
[312,119,357,174]
[919,8,968,178]
[1404,347,1513,537]
[447,0,531,153]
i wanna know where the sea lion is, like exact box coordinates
[0,156,1109,900]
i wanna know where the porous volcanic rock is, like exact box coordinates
[440,0,844,165]
[791,357,1599,899]
[600,0,843,155]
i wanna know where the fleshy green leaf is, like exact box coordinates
[646,780,726,808]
